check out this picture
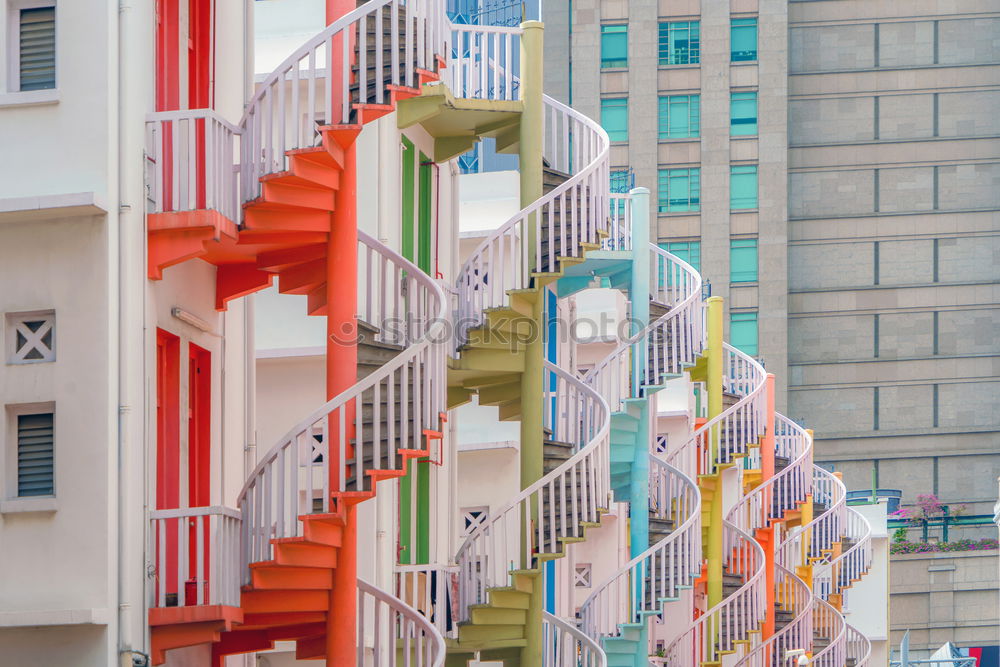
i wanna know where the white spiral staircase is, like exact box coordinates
[141,0,877,661]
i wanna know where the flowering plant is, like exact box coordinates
[890,538,998,555]
[891,494,967,524]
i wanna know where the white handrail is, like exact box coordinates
[584,244,704,410]
[357,577,447,667]
[811,596,847,667]
[579,456,701,640]
[455,94,610,343]
[238,230,447,578]
[728,414,812,539]
[666,343,767,481]
[812,507,873,606]
[542,611,607,667]
[455,360,610,622]
[604,195,632,251]
[240,0,448,203]
[149,506,242,608]
[447,24,521,100]
[845,621,872,667]
[145,109,241,223]
[395,563,459,639]
[775,465,847,576]
[733,564,813,667]
[662,522,767,667]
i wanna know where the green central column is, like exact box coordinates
[518,19,545,667]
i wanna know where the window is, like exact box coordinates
[610,169,633,194]
[730,238,758,283]
[461,507,488,537]
[658,21,700,65]
[731,18,757,62]
[11,3,56,92]
[610,169,632,216]
[658,241,700,288]
[730,165,758,210]
[658,95,700,139]
[658,168,700,213]
[659,241,701,272]
[14,409,54,497]
[601,98,628,142]
[601,24,627,68]
[574,563,592,588]
[730,92,758,136]
[730,311,758,356]
[7,310,55,364]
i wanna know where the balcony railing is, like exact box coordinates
[395,563,459,639]
[149,505,242,608]
[145,109,241,224]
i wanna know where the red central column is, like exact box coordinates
[325,3,362,662]
[326,139,358,664]
[761,373,777,640]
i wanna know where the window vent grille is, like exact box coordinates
[8,311,55,363]
[17,412,54,497]
[19,7,56,91]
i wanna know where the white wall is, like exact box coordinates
[458,170,520,234]
[152,259,251,508]
[850,500,890,667]
[0,1,112,199]
[0,217,113,658]
[556,505,628,617]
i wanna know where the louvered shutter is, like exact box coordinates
[19,7,56,91]
[17,412,54,497]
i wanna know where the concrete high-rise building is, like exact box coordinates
[543,0,1000,524]
[544,0,1000,654]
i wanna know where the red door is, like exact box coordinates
[156,330,181,601]
[188,0,213,209]
[187,344,212,602]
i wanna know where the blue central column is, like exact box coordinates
[628,187,651,559]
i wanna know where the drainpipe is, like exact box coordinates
[116,0,151,662]
[377,118,394,244]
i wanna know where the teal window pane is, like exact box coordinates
[658,21,700,65]
[730,165,758,210]
[610,169,631,215]
[731,18,758,62]
[657,168,700,213]
[658,241,701,288]
[731,92,757,135]
[601,25,628,68]
[658,95,700,139]
[601,98,628,142]
[730,311,758,356]
[730,238,758,283]
[660,241,701,272]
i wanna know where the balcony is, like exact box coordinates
[148,505,243,663]
[144,109,243,281]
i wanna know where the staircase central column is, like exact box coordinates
[323,3,360,663]
[629,187,651,559]
[762,373,776,639]
[519,19,545,667]
[705,296,724,610]
[327,140,359,666]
